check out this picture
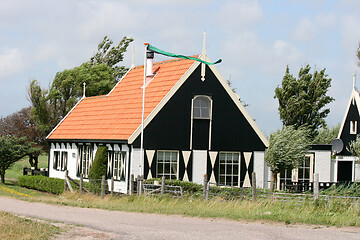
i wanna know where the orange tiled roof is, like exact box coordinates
[48,57,196,140]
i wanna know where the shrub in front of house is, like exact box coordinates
[18,175,64,194]
[88,145,108,194]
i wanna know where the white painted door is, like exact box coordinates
[192,150,207,184]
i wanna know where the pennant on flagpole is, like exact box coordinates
[147,44,222,65]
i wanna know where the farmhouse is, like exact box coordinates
[47,42,270,193]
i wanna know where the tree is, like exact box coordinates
[89,36,133,80]
[0,136,30,183]
[28,35,133,132]
[0,107,43,168]
[28,80,57,134]
[48,63,116,120]
[274,65,334,138]
[312,124,340,144]
[347,135,360,161]
[88,145,108,193]
[265,126,311,191]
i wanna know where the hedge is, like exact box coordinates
[145,178,203,194]
[18,175,64,194]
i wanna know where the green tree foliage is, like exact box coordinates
[0,107,43,168]
[90,36,133,79]
[265,126,311,191]
[28,80,57,134]
[274,65,334,138]
[28,35,133,134]
[88,146,108,193]
[0,136,30,183]
[312,124,340,144]
[49,63,116,120]
[347,135,360,161]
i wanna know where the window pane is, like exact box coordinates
[164,163,170,174]
[165,152,170,161]
[220,165,225,174]
[201,108,210,118]
[193,108,200,118]
[233,164,239,175]
[171,163,177,174]
[171,152,177,161]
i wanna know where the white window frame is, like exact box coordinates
[53,151,68,171]
[192,95,212,119]
[218,152,240,187]
[78,145,93,178]
[109,151,126,181]
[350,121,357,135]
[156,150,179,180]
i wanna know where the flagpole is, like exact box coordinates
[140,43,148,177]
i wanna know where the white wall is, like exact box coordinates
[49,143,78,179]
[253,151,269,188]
[312,150,332,182]
[130,147,143,177]
[49,142,130,193]
[192,150,207,185]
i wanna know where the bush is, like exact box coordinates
[18,175,64,194]
[88,146,108,194]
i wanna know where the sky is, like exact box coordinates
[1,0,360,136]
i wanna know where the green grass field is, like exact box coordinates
[5,155,48,180]
[0,212,61,240]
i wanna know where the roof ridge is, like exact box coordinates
[133,55,200,69]
[83,95,107,100]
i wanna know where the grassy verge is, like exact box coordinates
[1,182,360,227]
[0,212,61,240]
[5,155,48,180]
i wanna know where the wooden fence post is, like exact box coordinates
[203,174,208,200]
[80,173,83,194]
[101,175,105,199]
[111,177,114,196]
[161,176,165,194]
[252,172,256,201]
[130,174,134,195]
[64,170,68,192]
[313,173,319,202]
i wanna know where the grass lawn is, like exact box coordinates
[5,155,48,180]
[0,212,61,240]
[1,181,360,227]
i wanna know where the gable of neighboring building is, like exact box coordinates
[338,90,360,155]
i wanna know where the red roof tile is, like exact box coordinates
[48,57,196,140]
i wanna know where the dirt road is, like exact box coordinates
[0,196,359,240]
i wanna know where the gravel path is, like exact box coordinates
[0,196,359,240]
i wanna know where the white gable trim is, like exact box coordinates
[128,61,201,144]
[338,89,360,139]
[129,54,268,148]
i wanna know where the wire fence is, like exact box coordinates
[63,171,360,207]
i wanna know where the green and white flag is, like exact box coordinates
[147,44,222,65]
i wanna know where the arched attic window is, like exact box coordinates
[193,95,212,119]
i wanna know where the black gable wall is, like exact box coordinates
[133,65,266,152]
[340,99,360,155]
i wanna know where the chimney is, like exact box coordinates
[146,49,154,77]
